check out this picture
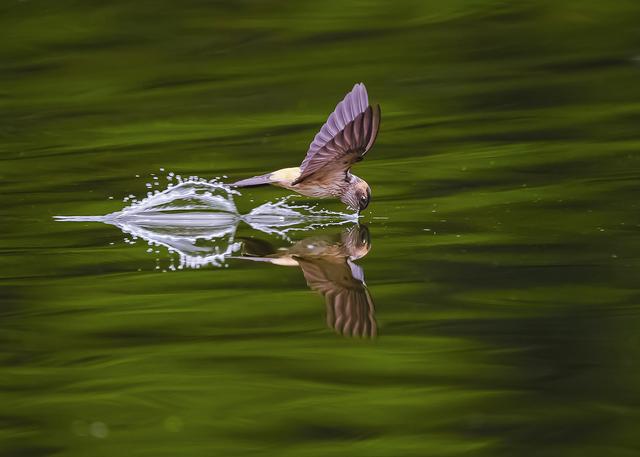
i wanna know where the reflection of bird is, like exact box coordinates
[236,225,377,338]
[232,83,381,213]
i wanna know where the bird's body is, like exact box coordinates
[232,83,380,212]
[241,166,356,199]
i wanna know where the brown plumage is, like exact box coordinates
[235,225,377,338]
[232,83,381,212]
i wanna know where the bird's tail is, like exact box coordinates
[231,173,272,187]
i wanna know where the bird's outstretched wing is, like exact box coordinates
[293,83,380,185]
[297,257,377,337]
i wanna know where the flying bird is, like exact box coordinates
[235,225,377,338]
[232,83,381,212]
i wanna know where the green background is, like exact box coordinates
[2,1,640,455]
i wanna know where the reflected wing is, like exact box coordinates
[297,257,377,338]
[293,83,380,185]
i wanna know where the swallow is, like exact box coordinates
[232,83,381,213]
[235,225,377,337]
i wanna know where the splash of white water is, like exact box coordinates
[56,177,357,269]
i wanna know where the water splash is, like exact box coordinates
[56,177,357,269]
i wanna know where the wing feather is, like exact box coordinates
[366,104,380,151]
[294,83,380,185]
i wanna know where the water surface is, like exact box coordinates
[2,1,640,456]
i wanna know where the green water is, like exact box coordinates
[3,1,640,455]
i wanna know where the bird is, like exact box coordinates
[234,225,377,338]
[232,83,381,213]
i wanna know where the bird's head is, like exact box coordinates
[342,224,371,260]
[342,176,371,213]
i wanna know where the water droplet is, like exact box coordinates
[89,421,109,439]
